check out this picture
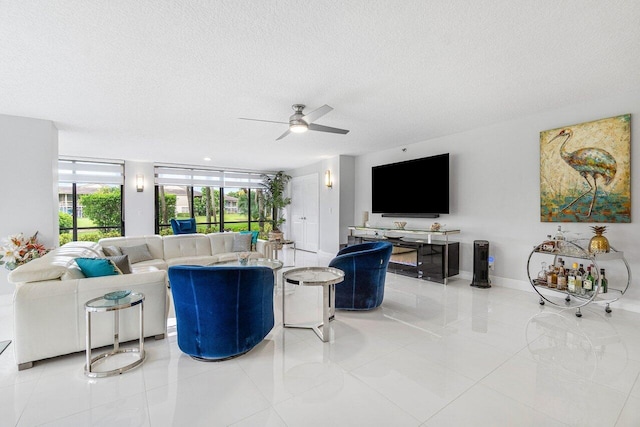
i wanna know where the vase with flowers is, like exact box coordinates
[0,232,50,271]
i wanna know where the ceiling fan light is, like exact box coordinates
[290,122,308,133]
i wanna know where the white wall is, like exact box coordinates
[0,115,58,295]
[339,155,356,247]
[354,90,640,311]
[124,161,155,236]
[287,155,355,256]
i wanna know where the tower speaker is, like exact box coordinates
[470,240,491,288]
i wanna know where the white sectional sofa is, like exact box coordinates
[98,232,267,270]
[8,241,168,370]
[8,232,266,370]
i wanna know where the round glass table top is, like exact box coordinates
[210,258,284,270]
[85,292,144,311]
[283,267,345,286]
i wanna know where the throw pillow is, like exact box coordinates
[120,244,154,264]
[75,258,121,278]
[102,245,122,257]
[106,254,132,274]
[179,220,193,231]
[232,233,252,252]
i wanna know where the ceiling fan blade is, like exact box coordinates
[308,123,350,135]
[238,117,289,125]
[302,104,333,124]
[276,129,291,140]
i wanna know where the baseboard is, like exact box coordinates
[458,270,640,314]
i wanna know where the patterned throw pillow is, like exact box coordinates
[120,244,154,264]
[75,258,121,278]
[232,233,252,252]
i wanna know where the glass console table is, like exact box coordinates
[347,226,461,284]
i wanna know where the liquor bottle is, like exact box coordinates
[557,264,567,290]
[567,262,577,293]
[574,262,583,295]
[554,226,565,250]
[547,265,557,288]
[575,263,583,293]
[578,264,585,276]
[583,266,594,293]
[600,268,608,293]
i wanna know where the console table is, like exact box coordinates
[347,226,460,284]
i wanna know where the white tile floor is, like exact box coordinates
[1,248,639,426]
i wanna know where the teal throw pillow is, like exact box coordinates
[76,258,121,278]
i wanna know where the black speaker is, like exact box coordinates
[470,240,491,288]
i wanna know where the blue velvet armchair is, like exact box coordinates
[170,218,197,234]
[329,241,393,310]
[167,265,275,360]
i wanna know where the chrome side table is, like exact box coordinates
[84,292,146,378]
[282,267,344,342]
[266,240,296,267]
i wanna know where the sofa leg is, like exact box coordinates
[18,362,33,371]
[154,334,165,340]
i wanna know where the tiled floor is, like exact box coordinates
[1,249,639,426]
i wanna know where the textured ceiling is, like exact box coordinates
[1,1,639,171]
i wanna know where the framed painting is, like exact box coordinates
[540,114,631,223]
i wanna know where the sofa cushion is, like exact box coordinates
[120,244,154,264]
[7,243,101,284]
[166,256,218,267]
[76,258,122,278]
[163,234,212,260]
[98,235,164,260]
[61,265,86,280]
[133,258,169,271]
[208,233,237,254]
[106,254,132,274]
[8,260,68,283]
[102,245,122,257]
[232,233,252,252]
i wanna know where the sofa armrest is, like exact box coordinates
[256,239,268,257]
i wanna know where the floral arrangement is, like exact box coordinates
[0,232,50,271]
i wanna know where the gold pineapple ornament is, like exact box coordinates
[589,225,610,254]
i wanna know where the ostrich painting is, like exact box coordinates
[548,128,617,217]
[540,114,630,223]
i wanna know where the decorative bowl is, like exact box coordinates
[430,222,442,231]
[104,290,131,300]
[393,221,407,230]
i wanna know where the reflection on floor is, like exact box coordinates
[1,247,639,426]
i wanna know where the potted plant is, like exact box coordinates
[260,171,292,241]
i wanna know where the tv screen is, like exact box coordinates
[372,153,449,217]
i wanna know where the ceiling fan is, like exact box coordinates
[239,104,350,140]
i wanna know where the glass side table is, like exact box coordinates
[210,257,283,271]
[265,240,296,267]
[84,292,146,378]
[282,267,345,342]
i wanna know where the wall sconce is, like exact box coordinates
[324,170,332,188]
[136,174,144,192]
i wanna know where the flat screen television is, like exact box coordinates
[372,153,449,217]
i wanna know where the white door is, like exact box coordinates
[289,173,319,252]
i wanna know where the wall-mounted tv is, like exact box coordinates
[372,153,449,218]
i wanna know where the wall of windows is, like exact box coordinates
[154,167,272,235]
[58,159,125,243]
